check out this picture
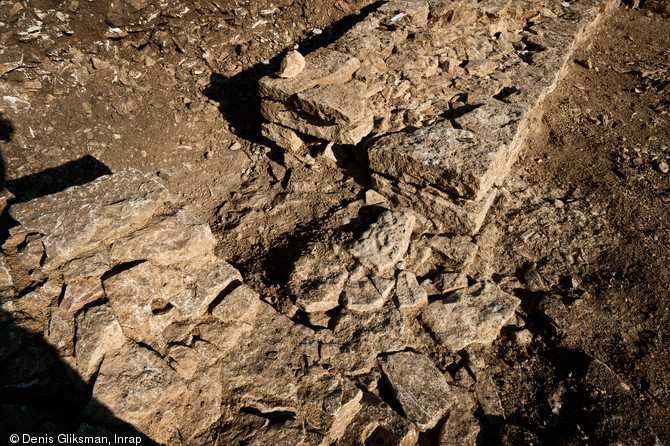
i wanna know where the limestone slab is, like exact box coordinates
[295,80,370,124]
[74,304,125,382]
[262,121,306,152]
[261,100,374,145]
[379,351,453,430]
[289,250,348,313]
[259,48,360,103]
[368,124,509,200]
[421,282,520,351]
[9,168,170,268]
[109,208,216,268]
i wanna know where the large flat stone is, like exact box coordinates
[9,168,170,269]
[368,123,514,200]
[295,80,371,124]
[102,259,241,352]
[109,208,216,268]
[421,282,520,352]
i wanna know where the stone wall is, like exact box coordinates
[258,0,620,234]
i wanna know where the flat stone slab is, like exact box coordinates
[289,249,349,313]
[421,282,520,351]
[259,48,360,103]
[368,124,510,200]
[347,210,415,275]
[261,100,374,145]
[379,351,453,430]
[9,168,170,268]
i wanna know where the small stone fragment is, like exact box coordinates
[379,351,453,430]
[342,276,385,312]
[261,122,305,152]
[655,160,669,173]
[393,270,428,311]
[277,50,305,78]
[421,282,520,351]
[513,329,533,347]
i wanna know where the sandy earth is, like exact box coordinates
[1,0,669,444]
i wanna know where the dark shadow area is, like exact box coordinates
[0,308,158,444]
[0,113,12,144]
[203,1,384,144]
[5,155,112,204]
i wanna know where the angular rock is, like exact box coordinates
[9,168,170,269]
[109,208,216,268]
[433,271,469,294]
[393,270,428,311]
[60,251,110,281]
[84,343,186,444]
[379,351,453,430]
[295,80,370,124]
[421,282,520,351]
[261,100,374,145]
[262,121,305,152]
[334,393,418,446]
[438,387,480,446]
[259,48,360,103]
[278,50,305,78]
[75,304,125,382]
[103,259,241,351]
[342,276,385,312]
[211,284,262,325]
[289,250,348,313]
[60,278,105,315]
[348,210,415,275]
[368,124,505,200]
[330,302,412,375]
[429,235,479,270]
[372,174,497,235]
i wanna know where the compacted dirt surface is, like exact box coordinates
[1,0,669,444]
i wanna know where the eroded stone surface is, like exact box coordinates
[348,210,415,275]
[289,249,349,313]
[379,351,453,430]
[421,282,521,351]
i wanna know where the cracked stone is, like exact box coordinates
[421,282,520,351]
[379,351,453,430]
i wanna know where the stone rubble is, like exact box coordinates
[1,0,624,443]
[258,0,619,234]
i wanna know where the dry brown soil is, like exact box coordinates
[1,1,669,444]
